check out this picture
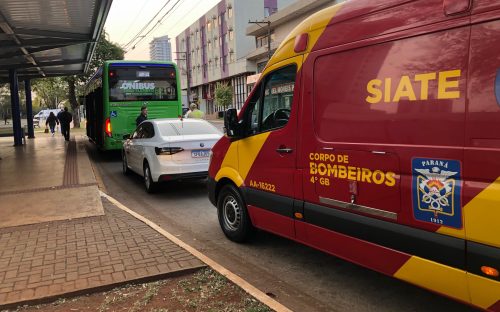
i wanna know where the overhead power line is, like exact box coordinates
[128,0,183,51]
[122,0,174,50]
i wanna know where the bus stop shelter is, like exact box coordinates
[0,0,112,146]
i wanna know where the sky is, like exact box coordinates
[105,0,221,60]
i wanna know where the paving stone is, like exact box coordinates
[0,200,205,307]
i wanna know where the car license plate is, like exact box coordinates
[191,149,210,158]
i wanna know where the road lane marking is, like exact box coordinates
[100,191,293,312]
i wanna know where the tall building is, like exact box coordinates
[149,35,172,61]
[175,0,294,114]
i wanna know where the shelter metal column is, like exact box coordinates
[9,69,22,146]
[24,79,35,138]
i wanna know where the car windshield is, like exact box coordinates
[157,121,220,136]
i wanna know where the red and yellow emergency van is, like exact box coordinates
[207,0,500,309]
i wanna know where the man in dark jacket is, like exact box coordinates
[59,107,73,141]
[56,108,64,136]
[136,106,147,126]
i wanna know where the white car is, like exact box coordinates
[122,118,223,193]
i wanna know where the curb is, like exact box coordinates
[0,268,202,311]
[100,191,293,312]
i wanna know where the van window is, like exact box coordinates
[244,64,297,135]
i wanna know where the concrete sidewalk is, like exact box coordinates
[0,133,204,308]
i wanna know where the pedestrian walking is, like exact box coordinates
[45,112,59,136]
[59,107,73,141]
[56,108,64,136]
[136,105,148,126]
[186,103,205,119]
[3,112,8,125]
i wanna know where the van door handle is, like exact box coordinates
[276,146,293,154]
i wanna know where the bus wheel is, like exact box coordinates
[143,162,157,193]
[217,184,254,243]
[122,151,130,175]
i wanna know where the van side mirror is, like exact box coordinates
[224,108,240,138]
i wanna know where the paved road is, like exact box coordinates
[87,138,474,312]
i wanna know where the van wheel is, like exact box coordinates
[217,184,254,242]
[122,151,130,175]
[143,162,157,193]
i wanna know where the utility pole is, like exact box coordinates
[248,20,272,62]
[174,51,191,105]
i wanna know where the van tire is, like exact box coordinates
[217,184,254,243]
[143,162,157,193]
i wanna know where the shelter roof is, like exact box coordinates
[0,0,112,82]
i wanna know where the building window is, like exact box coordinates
[228,29,234,41]
[256,33,274,48]
[228,6,233,18]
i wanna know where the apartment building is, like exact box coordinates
[246,0,343,87]
[175,0,294,114]
[149,35,172,61]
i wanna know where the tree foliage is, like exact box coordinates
[214,83,233,109]
[32,77,68,109]
[66,30,124,127]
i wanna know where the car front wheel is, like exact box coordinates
[217,184,254,242]
[143,162,157,193]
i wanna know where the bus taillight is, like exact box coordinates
[105,118,112,137]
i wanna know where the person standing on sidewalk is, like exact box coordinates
[45,112,59,136]
[186,103,205,119]
[136,105,148,126]
[59,107,73,141]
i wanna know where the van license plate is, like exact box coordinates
[191,149,210,158]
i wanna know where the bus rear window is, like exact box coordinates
[109,66,178,102]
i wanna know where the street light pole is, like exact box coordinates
[174,51,191,104]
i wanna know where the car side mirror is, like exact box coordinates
[123,134,131,140]
[224,108,240,138]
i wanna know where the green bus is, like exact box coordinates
[85,60,182,150]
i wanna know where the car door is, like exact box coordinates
[126,124,144,173]
[238,58,302,239]
[138,122,156,169]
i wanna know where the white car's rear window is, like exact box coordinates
[158,121,220,136]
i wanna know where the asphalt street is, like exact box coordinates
[86,127,475,312]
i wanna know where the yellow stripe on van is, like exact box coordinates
[267,3,345,72]
[467,273,500,310]
[216,132,271,187]
[394,256,470,303]
[437,177,500,247]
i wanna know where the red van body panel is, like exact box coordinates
[208,0,500,310]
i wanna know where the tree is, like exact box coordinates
[66,30,124,127]
[31,77,68,109]
[214,82,233,111]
